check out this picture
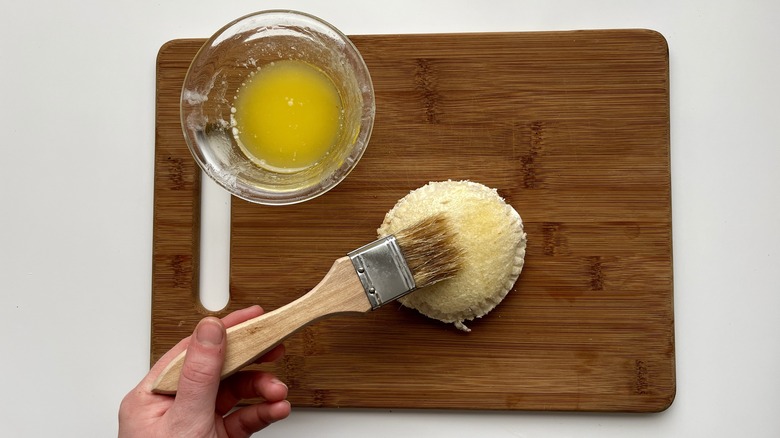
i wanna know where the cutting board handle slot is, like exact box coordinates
[198,170,232,312]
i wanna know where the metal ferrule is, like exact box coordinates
[348,235,416,310]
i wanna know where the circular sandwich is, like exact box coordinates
[378,180,527,331]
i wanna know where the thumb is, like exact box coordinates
[169,317,226,420]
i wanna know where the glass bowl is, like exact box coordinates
[181,10,375,205]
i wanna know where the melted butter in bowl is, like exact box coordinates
[232,60,343,174]
[181,10,374,205]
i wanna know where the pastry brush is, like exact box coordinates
[152,213,462,394]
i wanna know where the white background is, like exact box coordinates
[2,0,779,436]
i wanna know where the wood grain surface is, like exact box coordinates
[153,30,674,412]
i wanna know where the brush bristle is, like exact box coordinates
[394,214,463,288]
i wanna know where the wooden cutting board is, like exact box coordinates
[152,30,674,412]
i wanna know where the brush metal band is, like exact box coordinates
[348,235,416,310]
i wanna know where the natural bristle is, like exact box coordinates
[394,214,463,288]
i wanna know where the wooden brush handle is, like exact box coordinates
[152,256,371,394]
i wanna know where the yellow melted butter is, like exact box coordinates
[232,60,343,173]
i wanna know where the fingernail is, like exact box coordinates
[272,378,288,390]
[196,318,224,346]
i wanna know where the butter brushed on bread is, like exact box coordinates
[378,180,527,332]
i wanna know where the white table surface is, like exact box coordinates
[2,0,779,436]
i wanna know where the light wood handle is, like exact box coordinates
[152,256,371,394]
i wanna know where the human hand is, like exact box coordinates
[119,306,291,437]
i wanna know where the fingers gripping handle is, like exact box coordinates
[151,257,372,394]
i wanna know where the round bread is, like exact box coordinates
[378,180,526,331]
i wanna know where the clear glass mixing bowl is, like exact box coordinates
[181,10,375,205]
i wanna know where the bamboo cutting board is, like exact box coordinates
[152,30,674,412]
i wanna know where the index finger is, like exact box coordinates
[221,305,265,328]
